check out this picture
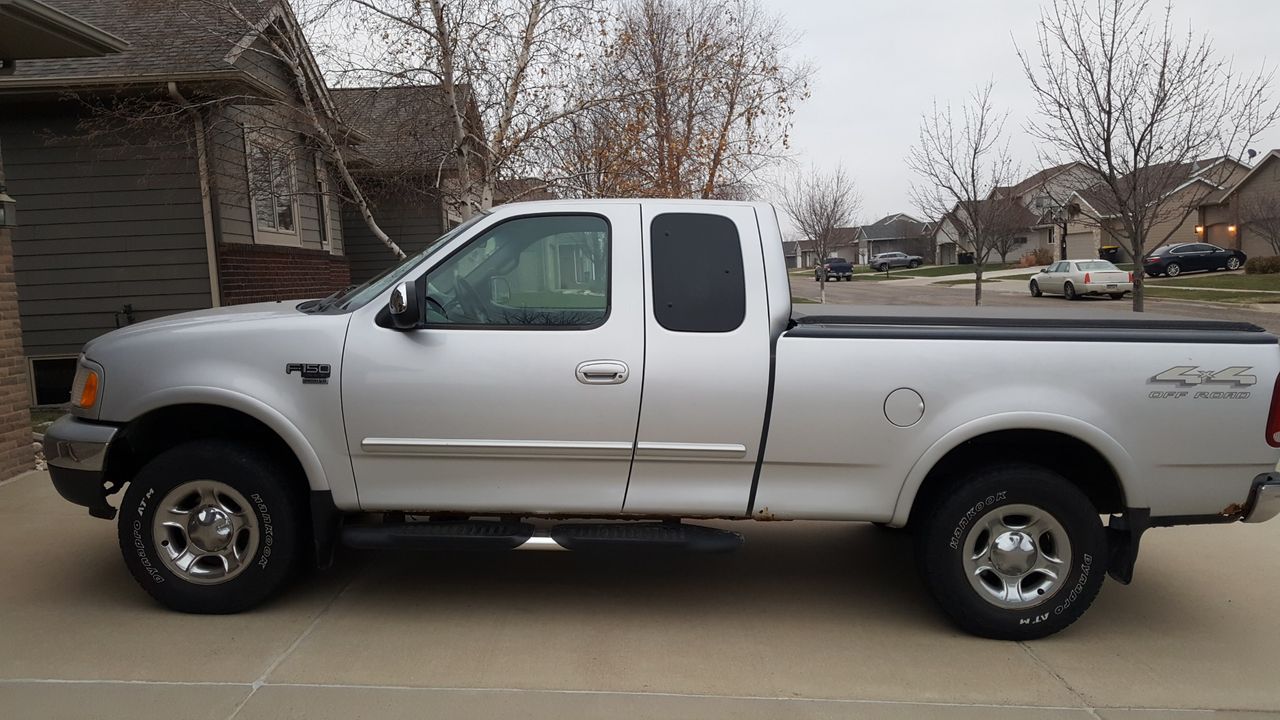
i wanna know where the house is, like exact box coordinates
[1069,157,1250,262]
[783,227,858,269]
[932,200,1039,265]
[935,162,1101,265]
[0,0,368,405]
[331,85,460,283]
[1198,150,1280,259]
[0,0,125,478]
[854,213,934,264]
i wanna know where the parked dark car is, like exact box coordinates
[815,257,854,281]
[1143,243,1246,277]
[869,251,923,271]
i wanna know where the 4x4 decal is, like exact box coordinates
[1149,366,1257,387]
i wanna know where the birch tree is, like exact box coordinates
[907,82,1018,306]
[1019,0,1278,311]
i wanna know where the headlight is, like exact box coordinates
[70,357,103,415]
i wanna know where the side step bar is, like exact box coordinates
[341,520,743,553]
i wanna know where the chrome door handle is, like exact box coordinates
[576,360,629,385]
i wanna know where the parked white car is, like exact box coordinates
[1030,259,1133,300]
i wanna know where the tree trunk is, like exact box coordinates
[973,266,983,306]
[819,275,826,304]
[1130,231,1145,312]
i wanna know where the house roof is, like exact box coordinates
[1073,156,1245,217]
[787,227,858,253]
[855,213,931,241]
[1003,161,1082,198]
[330,85,458,174]
[0,0,128,60]
[1199,150,1280,207]
[0,0,275,89]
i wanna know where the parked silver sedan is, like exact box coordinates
[1030,259,1133,300]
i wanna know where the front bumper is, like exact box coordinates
[43,414,120,519]
[1244,472,1280,523]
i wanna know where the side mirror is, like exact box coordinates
[388,280,420,330]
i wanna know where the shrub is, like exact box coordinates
[1021,247,1055,267]
[1245,256,1280,274]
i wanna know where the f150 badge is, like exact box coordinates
[285,363,331,385]
[1148,366,1254,400]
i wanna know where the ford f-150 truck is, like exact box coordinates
[43,199,1280,639]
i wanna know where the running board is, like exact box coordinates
[340,520,742,553]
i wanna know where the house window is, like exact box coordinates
[29,356,79,406]
[246,131,300,246]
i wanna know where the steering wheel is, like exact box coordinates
[452,275,490,323]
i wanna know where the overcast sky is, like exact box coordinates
[773,0,1280,225]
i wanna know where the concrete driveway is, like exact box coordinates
[2,471,1279,719]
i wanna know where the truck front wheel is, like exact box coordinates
[117,440,305,613]
[915,463,1107,639]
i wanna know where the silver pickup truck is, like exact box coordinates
[43,199,1280,639]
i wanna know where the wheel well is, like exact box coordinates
[908,429,1124,525]
[104,404,309,501]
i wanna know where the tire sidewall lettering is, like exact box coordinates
[132,488,164,584]
[949,490,1007,550]
[251,492,273,570]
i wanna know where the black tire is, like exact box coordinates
[1164,262,1181,277]
[915,463,1107,640]
[1063,282,1078,300]
[908,260,920,269]
[117,439,306,614]
[1029,280,1042,297]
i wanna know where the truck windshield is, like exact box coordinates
[307,212,490,313]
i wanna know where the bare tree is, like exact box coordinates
[339,0,613,217]
[907,82,1018,306]
[988,196,1032,264]
[545,0,811,199]
[1239,193,1280,256]
[778,166,859,303]
[1019,0,1278,311]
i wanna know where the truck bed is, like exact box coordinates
[788,305,1275,344]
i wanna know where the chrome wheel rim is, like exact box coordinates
[1227,257,1240,270]
[152,480,259,585]
[1166,264,1180,276]
[962,503,1071,609]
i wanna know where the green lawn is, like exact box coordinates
[884,263,1017,278]
[791,295,819,304]
[934,278,1005,286]
[1154,273,1280,292]
[1144,287,1280,304]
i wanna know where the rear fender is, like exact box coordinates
[889,411,1141,526]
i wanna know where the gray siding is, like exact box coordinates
[0,107,212,357]
[342,188,443,283]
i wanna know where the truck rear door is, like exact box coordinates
[621,204,774,516]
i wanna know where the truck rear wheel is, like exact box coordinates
[117,440,304,614]
[915,463,1106,639]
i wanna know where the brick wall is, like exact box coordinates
[0,227,34,480]
[218,243,351,305]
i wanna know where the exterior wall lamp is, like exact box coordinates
[0,188,16,228]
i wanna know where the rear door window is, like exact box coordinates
[650,213,746,333]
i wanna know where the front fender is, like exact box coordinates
[889,411,1141,526]
[126,386,332,495]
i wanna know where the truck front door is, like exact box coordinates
[341,205,645,513]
